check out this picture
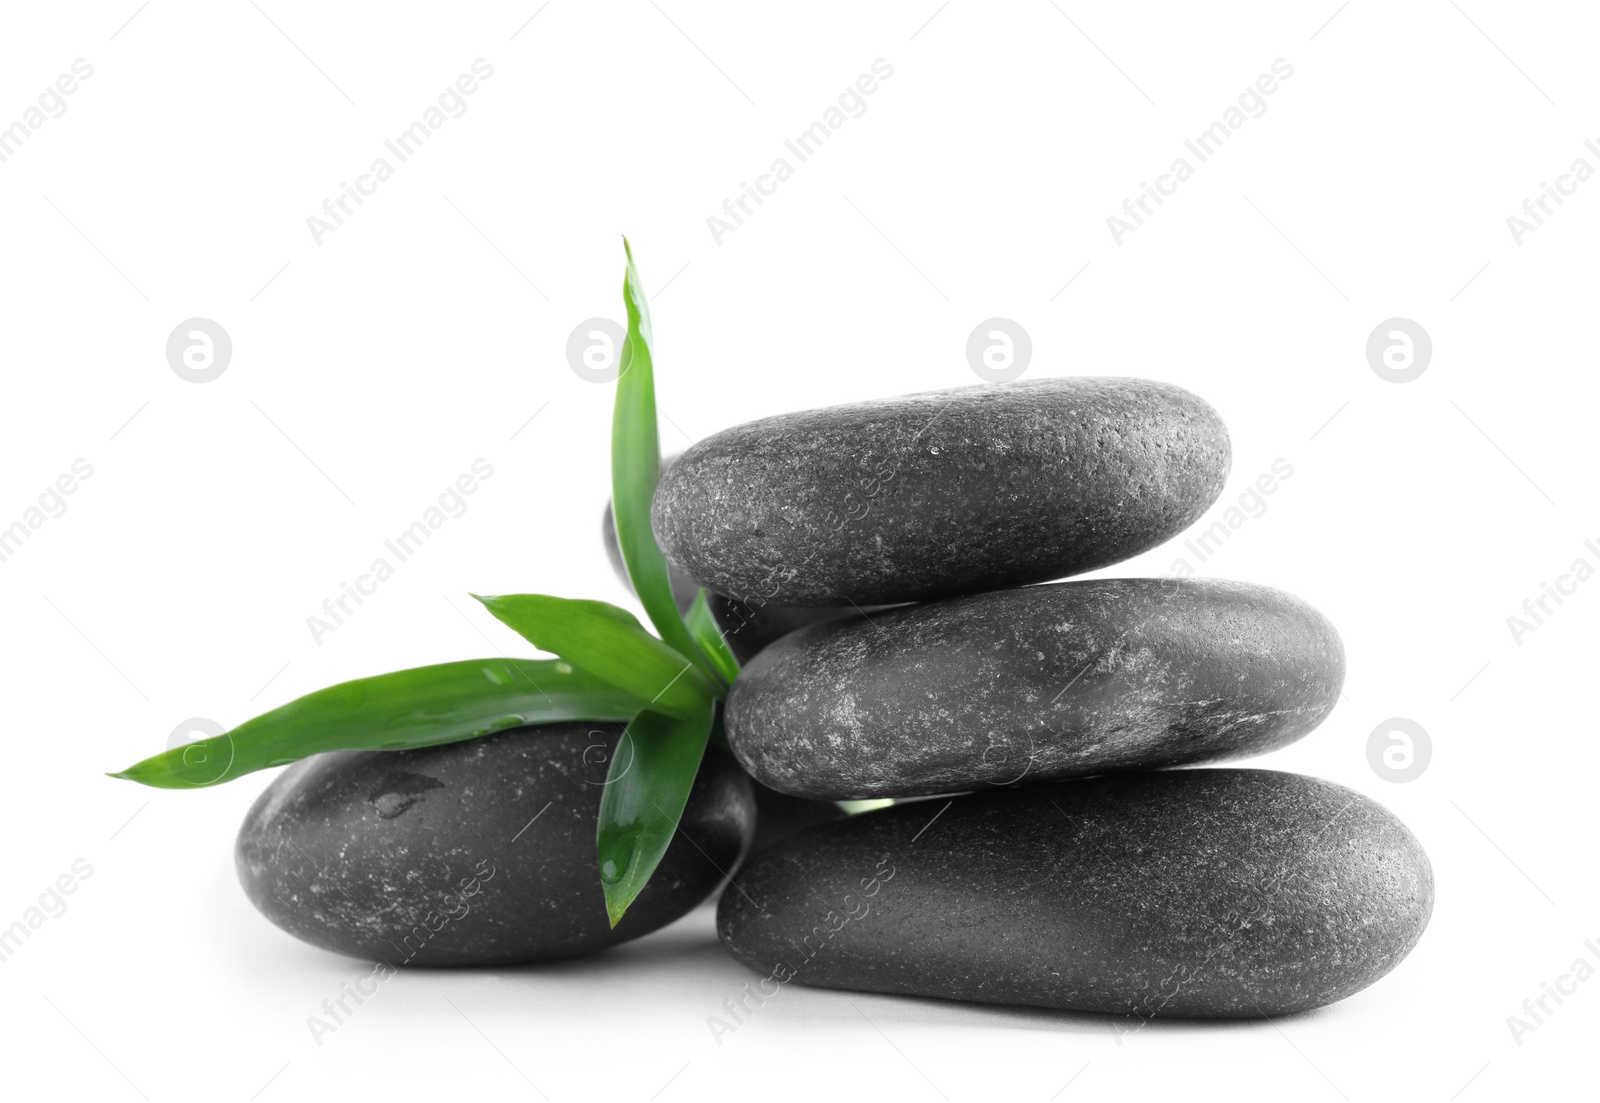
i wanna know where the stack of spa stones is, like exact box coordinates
[649,376,1433,1018]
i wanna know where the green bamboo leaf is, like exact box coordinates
[685,589,740,684]
[837,799,896,814]
[473,592,718,715]
[596,702,715,927]
[613,238,709,674]
[109,658,644,790]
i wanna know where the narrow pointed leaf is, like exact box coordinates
[109,658,645,789]
[596,702,716,927]
[474,592,717,716]
[613,238,709,673]
[684,589,740,684]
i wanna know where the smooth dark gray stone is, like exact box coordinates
[717,770,1433,1018]
[236,725,754,965]
[725,578,1343,800]
[652,377,1231,606]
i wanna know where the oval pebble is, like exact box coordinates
[725,577,1344,800]
[236,724,754,965]
[717,770,1433,1018]
[652,377,1230,606]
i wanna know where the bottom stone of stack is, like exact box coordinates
[717,769,1431,1018]
[237,724,755,966]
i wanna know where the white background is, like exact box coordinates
[0,2,1594,1100]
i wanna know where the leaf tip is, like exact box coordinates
[107,764,169,788]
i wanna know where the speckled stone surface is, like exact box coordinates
[725,578,1344,800]
[652,377,1231,606]
[604,494,876,662]
[236,725,754,966]
[600,452,895,662]
[717,770,1433,1018]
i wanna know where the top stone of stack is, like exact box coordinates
[651,377,1231,606]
